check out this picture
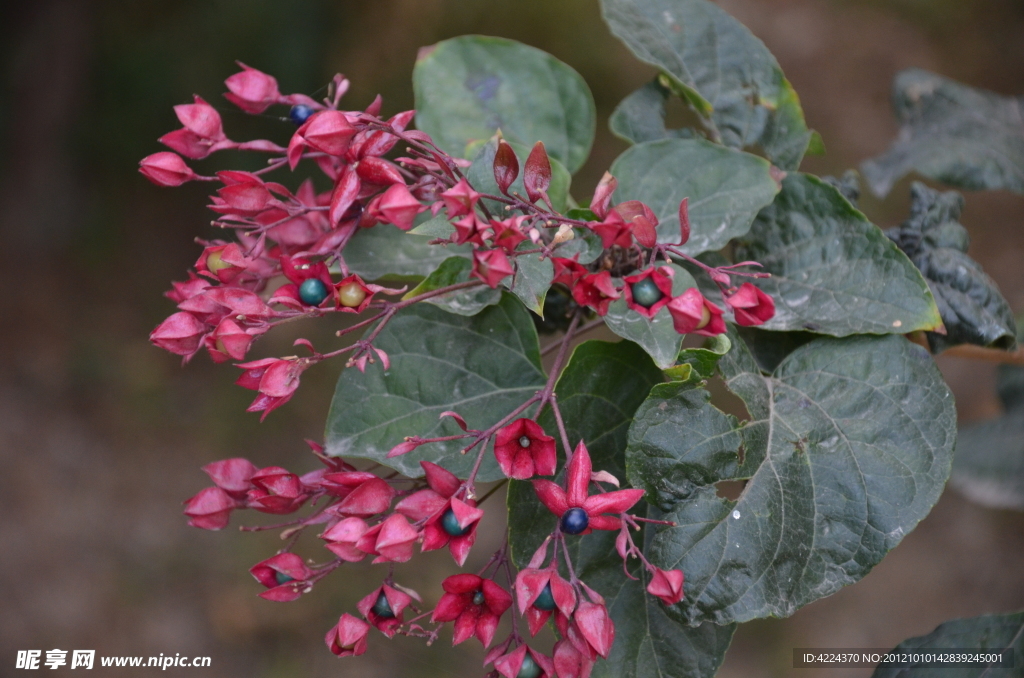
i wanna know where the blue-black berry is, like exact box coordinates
[631,277,664,308]
[371,591,395,618]
[441,507,471,537]
[274,571,295,586]
[299,278,329,306]
[289,104,315,125]
[560,507,589,535]
[472,590,485,606]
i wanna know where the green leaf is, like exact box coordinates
[885,182,1016,352]
[601,0,813,170]
[579,522,736,678]
[734,326,816,373]
[403,256,501,316]
[413,35,596,174]
[610,138,780,255]
[603,264,699,369]
[952,412,1024,511]
[344,224,468,280]
[609,78,697,144]
[674,334,732,380]
[466,137,572,214]
[324,295,545,481]
[507,489,735,678]
[627,331,956,624]
[409,213,456,239]
[555,227,605,265]
[733,173,943,336]
[951,319,1024,511]
[871,611,1024,678]
[862,68,1024,197]
[509,245,554,317]
[508,339,663,562]
[539,340,663,477]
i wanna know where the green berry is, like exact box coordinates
[298,278,329,306]
[274,571,295,586]
[519,435,531,448]
[441,507,471,537]
[371,591,395,618]
[532,582,556,611]
[630,277,664,308]
[517,654,542,678]
[472,590,485,606]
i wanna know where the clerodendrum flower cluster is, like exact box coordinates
[144,63,775,678]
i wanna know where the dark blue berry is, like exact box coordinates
[298,278,329,306]
[289,104,315,126]
[631,277,664,308]
[532,582,556,611]
[560,507,589,535]
[441,507,471,537]
[517,654,542,678]
[371,592,395,618]
[472,590,485,606]
[274,571,295,586]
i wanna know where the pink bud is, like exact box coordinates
[325,613,370,657]
[224,63,281,114]
[472,249,514,289]
[303,110,358,156]
[493,140,520,195]
[678,197,691,245]
[440,178,481,218]
[726,282,776,326]
[591,172,617,220]
[574,601,615,658]
[139,152,197,186]
[646,566,684,605]
[387,439,421,458]
[524,141,552,203]
[377,183,424,231]
[202,458,258,498]
[183,486,238,530]
[174,95,224,140]
[356,157,405,185]
[150,311,206,356]
[322,517,370,562]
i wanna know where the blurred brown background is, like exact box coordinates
[2,1,1024,676]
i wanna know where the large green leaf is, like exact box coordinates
[872,611,1024,678]
[952,412,1024,511]
[627,331,956,624]
[506,333,732,678]
[862,69,1024,197]
[603,264,700,369]
[610,78,697,145]
[601,0,812,170]
[733,173,943,336]
[885,182,1016,352]
[324,295,545,481]
[952,325,1024,511]
[508,339,664,562]
[538,340,663,477]
[403,256,501,316]
[610,138,780,255]
[344,224,468,280]
[507,490,735,678]
[466,137,572,215]
[413,35,596,174]
[509,246,554,317]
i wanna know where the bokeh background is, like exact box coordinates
[2,1,1024,676]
